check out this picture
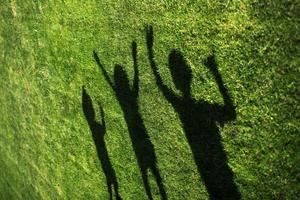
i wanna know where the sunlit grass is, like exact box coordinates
[0,1,299,199]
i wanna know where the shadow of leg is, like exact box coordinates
[151,165,167,200]
[141,168,153,200]
[114,183,122,200]
[107,182,113,200]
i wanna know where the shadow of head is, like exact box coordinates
[113,65,130,93]
[168,49,192,97]
[132,41,137,58]
[82,86,96,122]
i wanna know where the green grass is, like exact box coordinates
[0,0,299,199]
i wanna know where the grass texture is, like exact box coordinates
[0,0,299,199]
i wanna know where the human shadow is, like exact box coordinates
[146,26,241,200]
[93,41,167,200]
[82,86,122,200]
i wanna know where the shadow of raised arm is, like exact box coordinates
[204,55,236,122]
[146,25,177,104]
[93,51,116,91]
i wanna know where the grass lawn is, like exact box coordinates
[0,0,299,199]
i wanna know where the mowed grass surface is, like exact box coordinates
[0,0,299,199]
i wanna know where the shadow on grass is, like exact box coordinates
[93,41,167,200]
[146,25,241,200]
[82,87,122,200]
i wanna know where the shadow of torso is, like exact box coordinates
[171,97,239,199]
[89,122,118,185]
[115,89,156,167]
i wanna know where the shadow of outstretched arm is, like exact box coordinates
[204,55,236,122]
[146,25,177,104]
[93,51,116,92]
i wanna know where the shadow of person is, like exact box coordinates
[93,41,167,200]
[82,87,122,200]
[146,26,241,200]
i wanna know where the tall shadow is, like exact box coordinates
[82,87,122,200]
[146,26,241,200]
[93,41,167,200]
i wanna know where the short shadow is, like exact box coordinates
[146,25,241,200]
[82,86,122,200]
[93,41,167,200]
